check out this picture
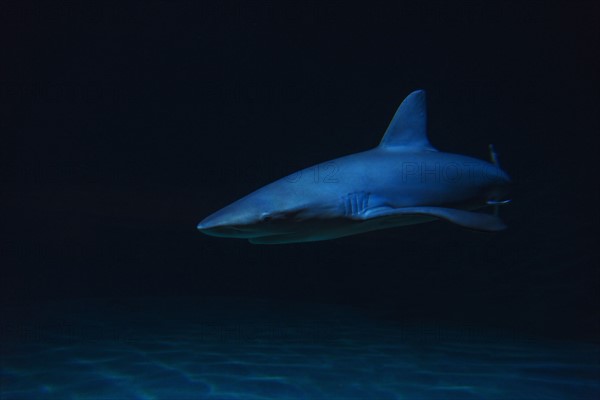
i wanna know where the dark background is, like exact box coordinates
[2,1,598,342]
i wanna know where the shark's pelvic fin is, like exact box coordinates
[379,90,437,151]
[361,206,507,232]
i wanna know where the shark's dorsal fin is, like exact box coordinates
[379,90,436,151]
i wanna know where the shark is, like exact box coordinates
[197,90,511,244]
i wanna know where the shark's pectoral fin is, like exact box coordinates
[361,206,507,232]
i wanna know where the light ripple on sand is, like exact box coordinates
[1,297,598,400]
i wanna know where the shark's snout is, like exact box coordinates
[197,220,256,238]
[196,214,221,231]
[197,210,263,238]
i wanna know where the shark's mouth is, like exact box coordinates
[198,225,257,239]
[248,233,302,245]
[199,224,299,240]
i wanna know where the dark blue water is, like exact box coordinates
[2,298,598,399]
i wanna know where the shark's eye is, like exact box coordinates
[260,213,273,223]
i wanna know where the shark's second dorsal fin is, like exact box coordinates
[379,90,436,151]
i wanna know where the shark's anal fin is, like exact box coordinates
[361,206,507,232]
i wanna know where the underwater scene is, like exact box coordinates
[2,1,598,399]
